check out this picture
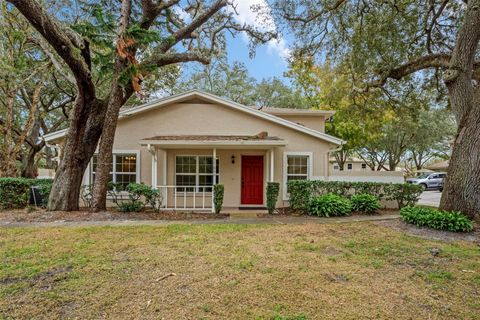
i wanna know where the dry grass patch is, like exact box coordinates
[1,222,479,319]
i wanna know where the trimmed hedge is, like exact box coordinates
[308,193,352,217]
[213,184,224,214]
[400,206,473,232]
[0,178,53,209]
[266,182,280,214]
[0,178,31,209]
[287,180,423,213]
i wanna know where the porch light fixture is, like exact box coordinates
[231,155,235,164]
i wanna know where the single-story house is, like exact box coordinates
[426,160,449,171]
[44,90,344,211]
[330,157,369,171]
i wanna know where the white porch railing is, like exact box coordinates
[155,185,214,211]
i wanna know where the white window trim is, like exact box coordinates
[88,150,141,187]
[175,155,219,193]
[283,152,313,200]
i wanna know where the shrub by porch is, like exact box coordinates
[287,180,423,214]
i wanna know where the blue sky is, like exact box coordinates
[177,0,292,82]
[225,33,290,81]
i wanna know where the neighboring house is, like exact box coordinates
[43,90,343,211]
[329,157,369,171]
[426,160,449,172]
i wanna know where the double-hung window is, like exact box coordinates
[286,155,309,181]
[175,156,219,192]
[284,152,312,199]
[91,152,139,191]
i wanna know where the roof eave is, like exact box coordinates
[42,90,345,145]
[140,139,288,147]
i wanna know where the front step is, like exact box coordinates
[228,211,259,218]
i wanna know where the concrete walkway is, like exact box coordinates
[0,214,400,228]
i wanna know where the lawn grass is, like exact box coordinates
[1,222,479,319]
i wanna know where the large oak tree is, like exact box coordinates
[275,0,480,217]
[7,0,274,211]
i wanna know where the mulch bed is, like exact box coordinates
[0,208,228,223]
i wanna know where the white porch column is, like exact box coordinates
[212,148,217,213]
[325,152,329,181]
[163,149,167,185]
[148,145,158,187]
[269,148,275,182]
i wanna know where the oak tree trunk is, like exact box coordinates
[47,97,106,211]
[21,147,39,178]
[439,96,480,218]
[439,0,480,218]
[91,0,133,212]
[90,87,126,211]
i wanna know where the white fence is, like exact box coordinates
[156,185,213,211]
[327,171,405,183]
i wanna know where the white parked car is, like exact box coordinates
[406,172,447,190]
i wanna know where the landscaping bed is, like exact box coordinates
[375,219,480,244]
[260,207,399,217]
[0,208,228,223]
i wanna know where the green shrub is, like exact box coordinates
[0,178,31,209]
[33,179,53,208]
[308,193,352,217]
[0,178,53,209]
[126,183,163,212]
[117,200,143,213]
[80,184,94,208]
[213,184,224,214]
[400,206,473,232]
[266,182,280,214]
[288,180,422,213]
[351,193,381,214]
[384,183,423,208]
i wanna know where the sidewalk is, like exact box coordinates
[0,214,400,228]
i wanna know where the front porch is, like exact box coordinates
[141,134,286,212]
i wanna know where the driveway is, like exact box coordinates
[418,190,442,208]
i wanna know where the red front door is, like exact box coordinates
[241,155,264,205]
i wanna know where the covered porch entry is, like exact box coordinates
[141,133,286,212]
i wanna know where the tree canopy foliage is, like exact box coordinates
[273,0,480,217]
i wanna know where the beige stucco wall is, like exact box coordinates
[85,101,336,208]
[330,161,367,171]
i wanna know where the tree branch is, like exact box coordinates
[282,0,347,25]
[157,0,228,53]
[7,0,94,93]
[142,51,210,70]
[366,53,452,90]
[29,37,76,85]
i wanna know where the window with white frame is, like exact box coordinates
[361,163,367,170]
[333,164,339,171]
[347,163,353,170]
[286,155,310,182]
[284,153,312,199]
[91,153,138,190]
[175,156,219,192]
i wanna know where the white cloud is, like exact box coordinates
[229,0,291,61]
[173,6,191,23]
